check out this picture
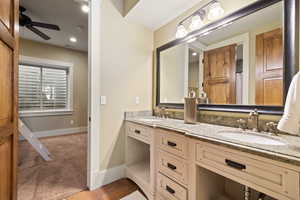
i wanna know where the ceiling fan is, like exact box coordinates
[19,6,60,40]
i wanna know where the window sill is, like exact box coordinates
[19,110,74,117]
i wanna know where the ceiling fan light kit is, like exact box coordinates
[175,0,225,39]
[19,6,61,40]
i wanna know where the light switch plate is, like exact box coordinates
[135,96,140,104]
[101,96,107,105]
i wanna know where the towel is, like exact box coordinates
[278,72,300,135]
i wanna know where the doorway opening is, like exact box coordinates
[17,0,90,199]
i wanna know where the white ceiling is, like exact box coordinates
[125,0,204,30]
[20,0,88,52]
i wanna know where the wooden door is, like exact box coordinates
[0,0,19,200]
[203,44,237,104]
[255,28,283,105]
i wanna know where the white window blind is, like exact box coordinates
[19,64,69,112]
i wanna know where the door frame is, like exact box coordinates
[87,0,101,190]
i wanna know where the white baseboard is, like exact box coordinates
[91,165,125,190]
[19,126,87,140]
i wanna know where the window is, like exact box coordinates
[19,57,73,116]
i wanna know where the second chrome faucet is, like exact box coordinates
[237,109,279,135]
[237,109,259,132]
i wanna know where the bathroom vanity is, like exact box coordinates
[124,0,300,199]
[125,115,300,200]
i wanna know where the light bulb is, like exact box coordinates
[81,4,89,13]
[175,25,188,39]
[207,2,224,20]
[189,15,204,31]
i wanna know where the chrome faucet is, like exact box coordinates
[155,107,168,118]
[265,122,279,136]
[248,109,259,132]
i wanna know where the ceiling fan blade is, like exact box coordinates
[19,6,26,13]
[31,21,60,31]
[26,25,51,40]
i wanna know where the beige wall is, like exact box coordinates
[99,0,153,170]
[19,39,88,132]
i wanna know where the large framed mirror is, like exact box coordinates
[156,0,299,115]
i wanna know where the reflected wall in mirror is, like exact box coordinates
[159,1,284,106]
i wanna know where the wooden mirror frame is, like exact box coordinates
[156,0,299,115]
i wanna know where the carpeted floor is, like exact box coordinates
[17,133,87,200]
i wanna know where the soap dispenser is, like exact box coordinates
[184,91,197,124]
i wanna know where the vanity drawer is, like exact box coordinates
[157,129,188,159]
[195,141,300,200]
[126,122,151,144]
[158,150,188,186]
[157,173,187,200]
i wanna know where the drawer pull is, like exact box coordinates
[167,141,177,147]
[134,130,141,134]
[166,185,175,194]
[167,163,177,170]
[225,159,246,170]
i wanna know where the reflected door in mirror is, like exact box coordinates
[204,44,237,104]
[256,28,283,106]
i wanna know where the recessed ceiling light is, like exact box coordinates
[70,37,77,43]
[81,4,89,13]
[192,52,198,56]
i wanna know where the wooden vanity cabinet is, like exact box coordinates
[125,122,156,200]
[155,129,189,200]
[188,138,300,200]
[125,122,300,200]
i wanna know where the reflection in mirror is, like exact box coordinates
[159,2,283,106]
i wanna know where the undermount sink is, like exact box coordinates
[217,130,287,146]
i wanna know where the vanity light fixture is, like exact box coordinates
[189,14,204,31]
[175,0,224,39]
[207,1,225,20]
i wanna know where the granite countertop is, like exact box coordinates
[125,113,300,167]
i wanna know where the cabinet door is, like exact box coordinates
[0,0,19,199]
